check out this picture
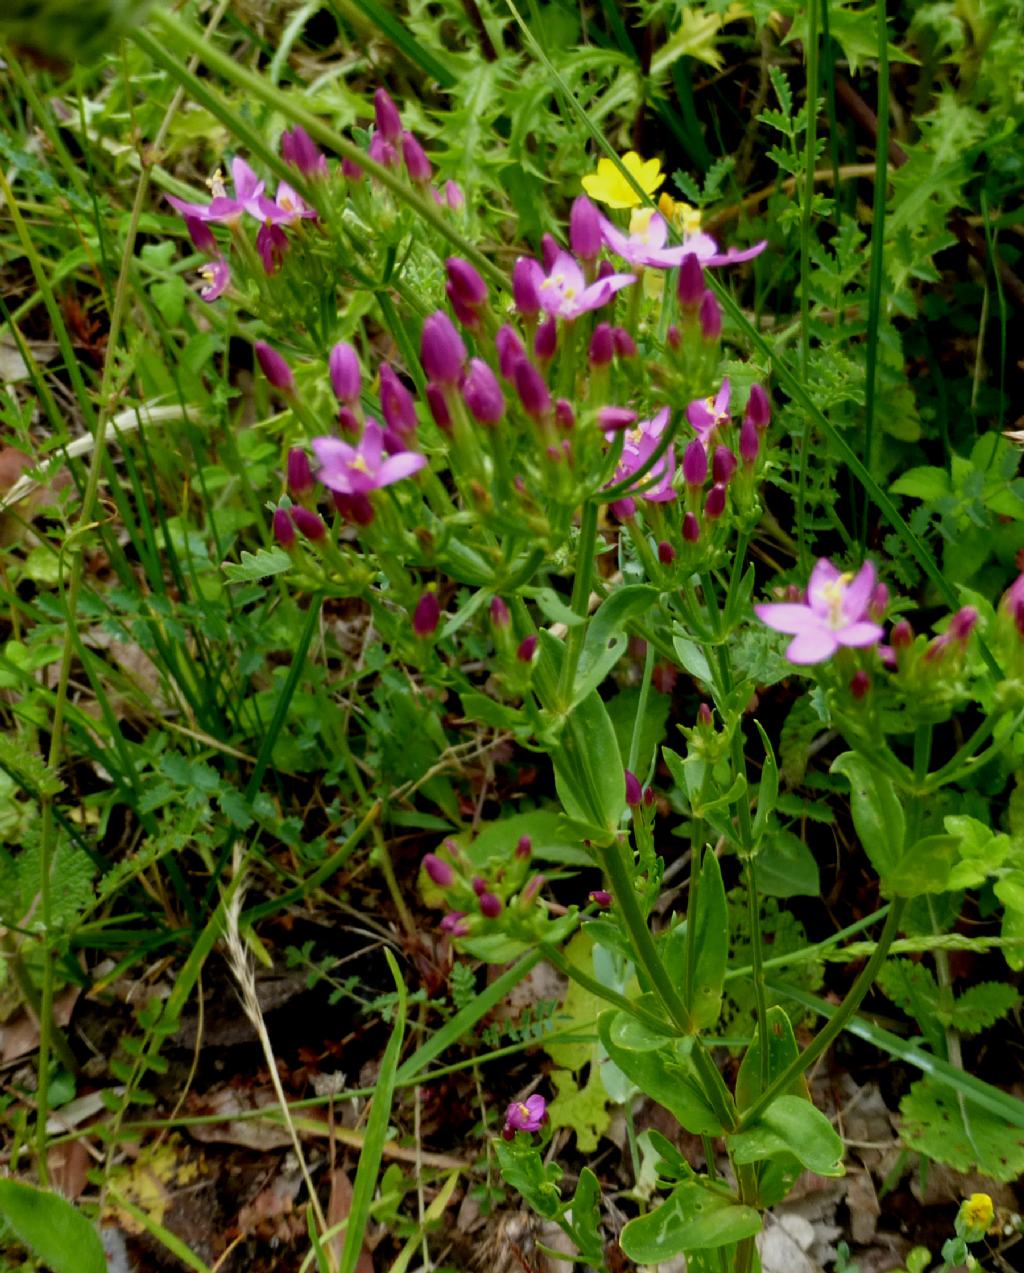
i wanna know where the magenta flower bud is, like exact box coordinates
[699,290,722,341]
[521,874,545,904]
[1014,599,1024,638]
[462,357,505,425]
[512,258,541,315]
[490,596,511,628]
[446,257,487,307]
[682,511,701,543]
[472,875,487,897]
[596,258,615,281]
[643,787,655,807]
[682,440,708,488]
[599,406,637,432]
[869,583,890,622]
[337,406,360,435]
[425,383,452,430]
[329,341,362,404]
[540,233,560,271]
[291,506,326,541]
[421,312,467,385]
[610,496,637,521]
[697,702,713,727]
[496,325,527,379]
[479,892,502,918]
[444,180,465,210]
[950,606,978,640]
[850,670,871,701]
[401,131,432,183]
[423,853,454,887]
[333,491,375,525]
[625,769,643,807]
[891,618,914,650]
[667,324,681,350]
[272,507,295,548]
[287,448,314,496]
[185,215,217,254]
[514,360,551,419]
[255,341,294,393]
[440,910,468,936]
[281,125,327,176]
[657,540,676,565]
[412,591,441,638]
[677,253,704,308]
[705,483,727,519]
[534,317,557,361]
[611,327,637,358]
[380,364,418,438]
[517,634,538,662]
[555,399,575,431]
[589,323,614,367]
[739,418,759,465]
[445,282,479,329]
[589,890,612,907]
[746,383,771,430]
[374,88,402,142]
[516,835,532,858]
[712,445,737,486]
[570,194,602,260]
[342,156,364,182]
[367,134,398,169]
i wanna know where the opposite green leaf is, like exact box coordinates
[619,1181,761,1262]
[831,752,905,883]
[729,1094,844,1178]
[0,1181,107,1273]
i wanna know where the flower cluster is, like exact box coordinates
[164,90,462,302]
[421,836,543,940]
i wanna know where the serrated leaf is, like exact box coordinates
[222,548,293,581]
[900,1077,1024,1181]
[940,982,1021,1035]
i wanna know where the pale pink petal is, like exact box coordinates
[787,629,840,664]
[715,378,731,417]
[232,157,263,203]
[835,621,885,648]
[680,231,720,261]
[807,558,841,615]
[377,453,427,486]
[167,193,211,220]
[841,561,876,623]
[312,436,357,467]
[687,399,716,434]
[579,273,635,311]
[599,217,632,256]
[704,241,768,267]
[754,603,819,635]
[362,420,384,467]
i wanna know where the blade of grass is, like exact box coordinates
[859,0,891,540]
[770,979,1024,1129]
[337,948,406,1273]
[332,0,456,87]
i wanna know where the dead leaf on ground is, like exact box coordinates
[0,987,79,1063]
[328,1167,375,1273]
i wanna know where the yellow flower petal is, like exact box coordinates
[582,151,664,209]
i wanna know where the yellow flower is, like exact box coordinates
[961,1192,995,1235]
[658,193,703,236]
[582,151,664,209]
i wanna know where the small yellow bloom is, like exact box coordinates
[961,1192,994,1235]
[582,151,664,209]
[658,193,703,236]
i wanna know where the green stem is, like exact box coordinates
[860,0,891,541]
[542,946,671,1036]
[595,837,692,1035]
[627,642,656,776]
[796,0,820,570]
[557,500,599,708]
[738,897,907,1128]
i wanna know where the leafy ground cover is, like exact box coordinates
[1,0,1023,1270]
